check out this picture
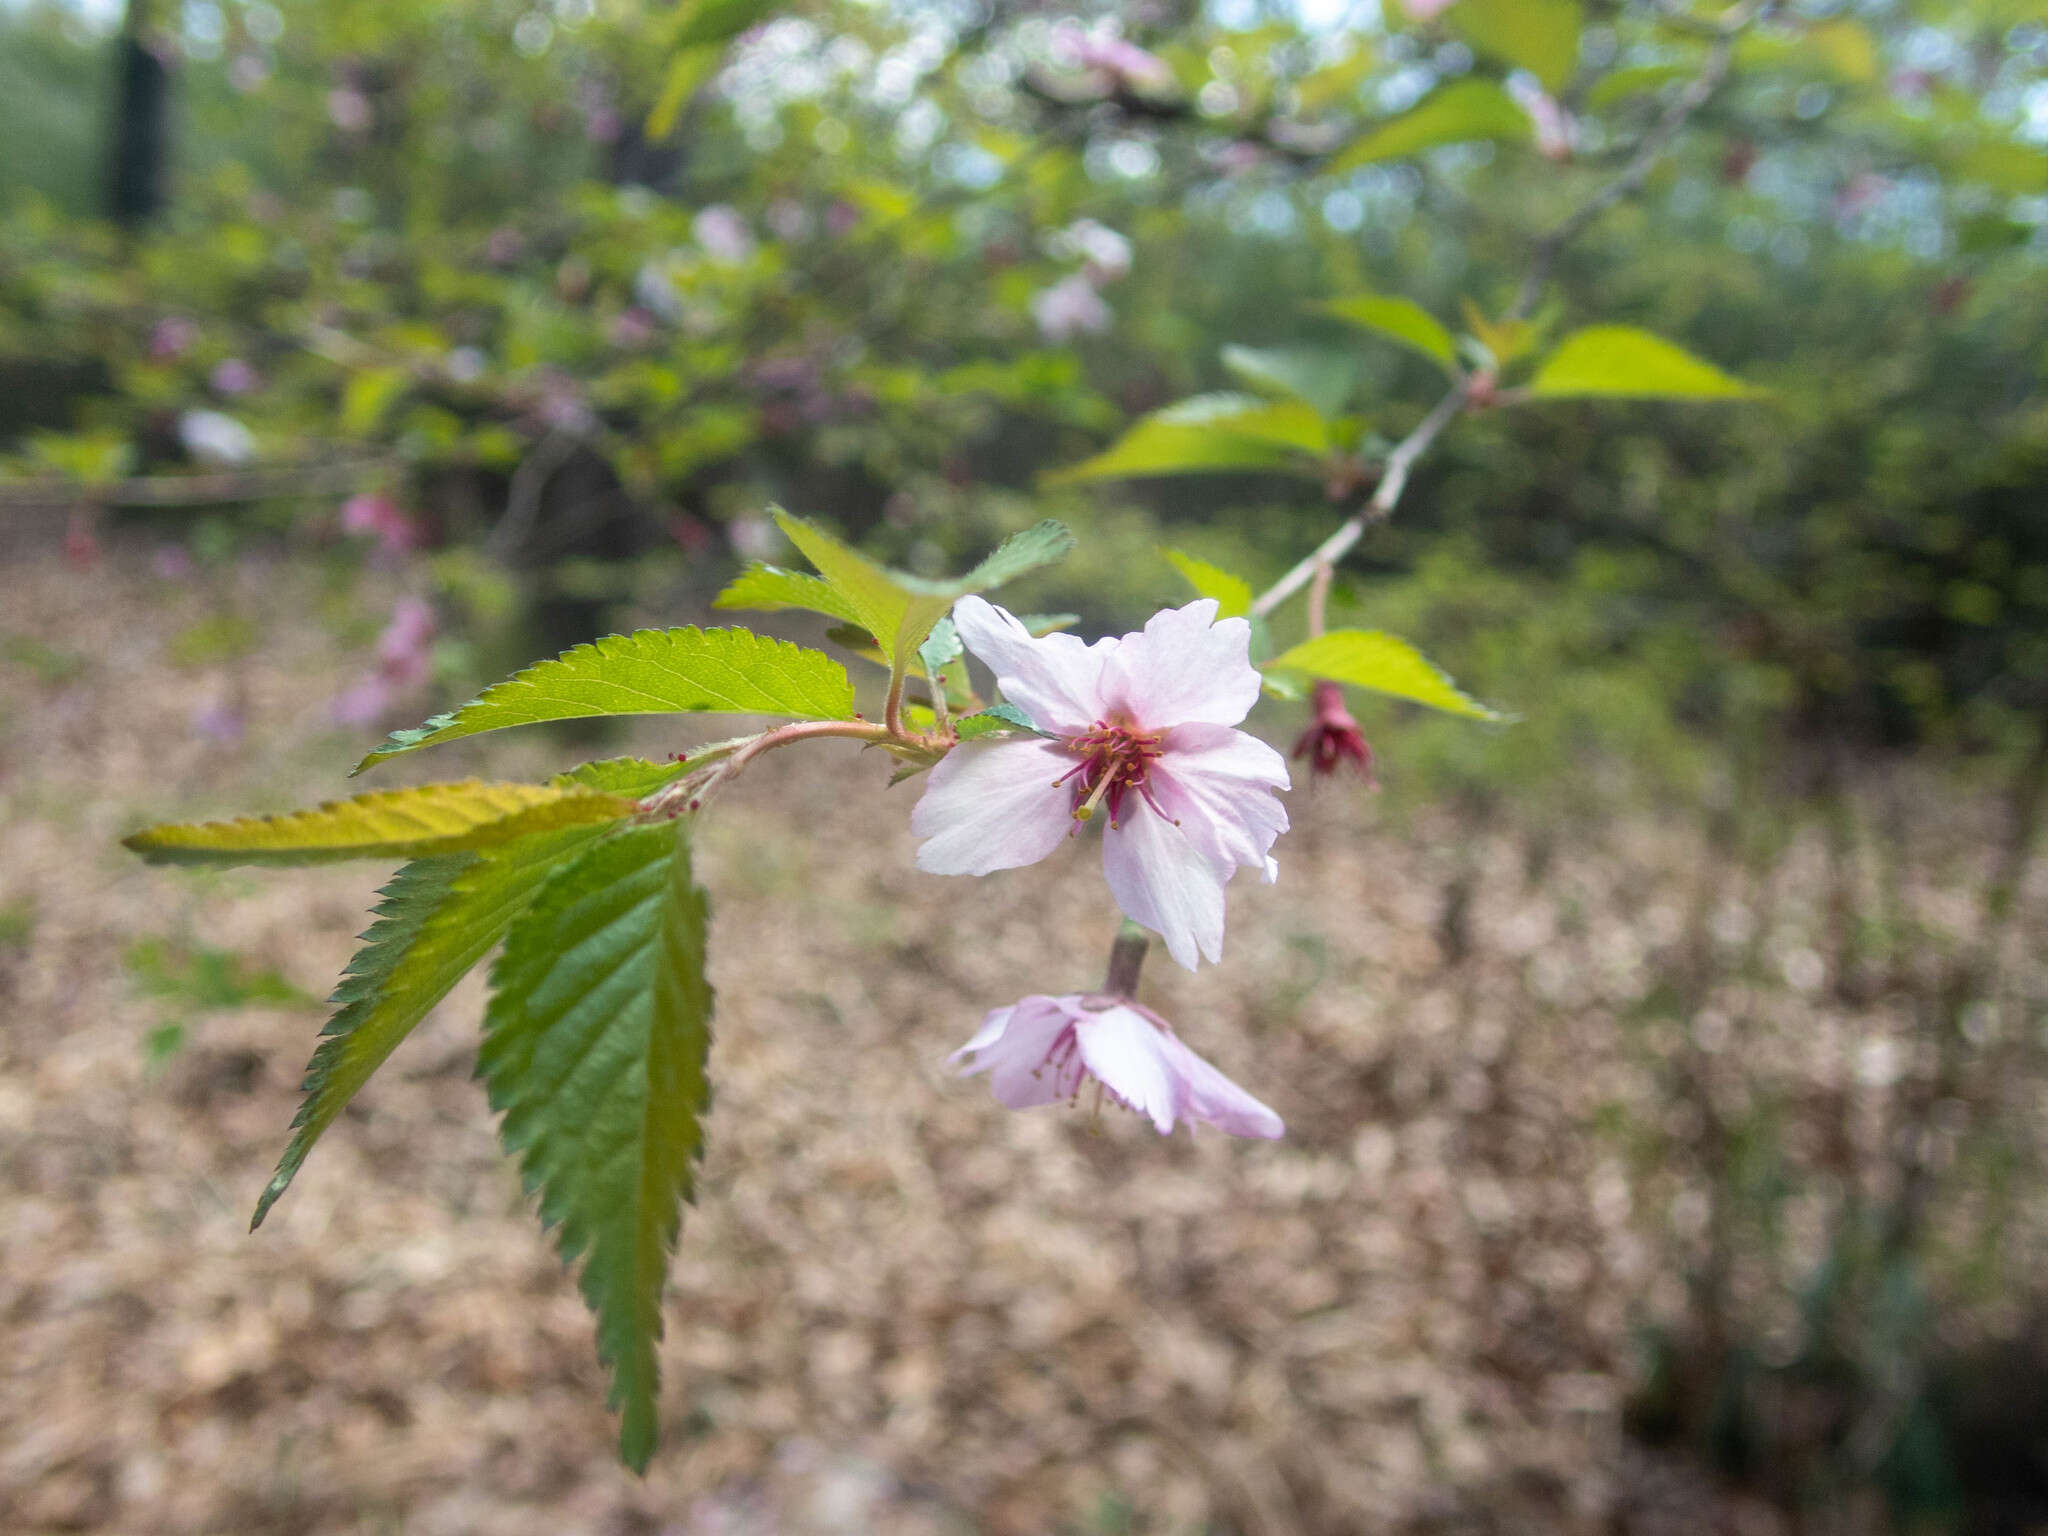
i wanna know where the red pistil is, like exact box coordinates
[1052,719,1174,829]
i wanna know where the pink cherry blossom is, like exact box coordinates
[949,993,1283,1139]
[1030,273,1113,342]
[912,597,1289,970]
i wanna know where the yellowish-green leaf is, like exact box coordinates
[1321,293,1458,372]
[711,563,863,626]
[1586,61,1694,112]
[1163,549,1254,620]
[1460,298,1547,368]
[1266,629,1501,720]
[342,367,410,438]
[124,781,634,867]
[354,626,858,773]
[1528,325,1763,401]
[1219,344,1357,419]
[250,817,622,1229]
[1448,0,1583,91]
[1327,78,1530,174]
[1049,393,1327,485]
[770,511,1074,686]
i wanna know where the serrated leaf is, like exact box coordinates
[918,617,962,674]
[1320,294,1458,373]
[770,510,1074,688]
[354,627,858,773]
[1448,0,1583,91]
[711,563,863,627]
[1048,394,1326,485]
[1527,325,1762,401]
[125,781,633,867]
[1219,344,1357,420]
[955,703,1047,740]
[554,757,693,799]
[1266,629,1501,720]
[479,823,712,1471]
[251,816,623,1228]
[1326,79,1530,174]
[1163,549,1254,620]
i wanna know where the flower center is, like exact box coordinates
[1051,719,1174,829]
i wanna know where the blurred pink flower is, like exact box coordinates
[327,87,372,133]
[1030,273,1113,342]
[340,492,419,556]
[149,317,198,362]
[1508,77,1573,162]
[912,598,1289,970]
[950,994,1283,1138]
[193,700,245,744]
[375,595,437,688]
[151,543,196,581]
[1064,218,1133,285]
[329,677,392,727]
[692,205,756,265]
[1053,24,1178,97]
[209,358,260,396]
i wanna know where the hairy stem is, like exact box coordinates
[1103,920,1151,998]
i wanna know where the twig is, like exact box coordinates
[1508,0,1761,321]
[1248,381,1466,619]
[0,457,398,512]
[486,426,583,563]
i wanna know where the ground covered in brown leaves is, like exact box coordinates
[4,547,2038,1535]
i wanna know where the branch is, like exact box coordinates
[0,457,398,512]
[1249,381,1467,619]
[1508,1,1759,320]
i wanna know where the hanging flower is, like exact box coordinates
[1292,680,1376,783]
[949,993,1283,1139]
[912,597,1289,969]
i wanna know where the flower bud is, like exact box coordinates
[1291,680,1375,783]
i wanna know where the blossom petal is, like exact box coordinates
[951,595,1110,737]
[948,1004,1016,1066]
[913,738,1076,876]
[1150,723,1290,876]
[1154,1026,1285,1139]
[965,996,1085,1109]
[1101,808,1226,970]
[1075,1006,1180,1134]
[1098,600,1261,728]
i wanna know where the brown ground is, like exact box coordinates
[2,545,2039,1535]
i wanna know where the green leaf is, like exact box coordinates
[770,510,1073,687]
[918,617,962,675]
[1219,344,1356,420]
[1448,0,1583,92]
[1265,629,1501,720]
[251,816,622,1228]
[354,627,858,773]
[1527,325,1763,401]
[1320,293,1458,373]
[479,823,713,1472]
[711,563,864,627]
[554,757,694,800]
[1585,61,1692,112]
[125,781,634,867]
[1326,79,1530,174]
[929,518,1078,598]
[955,703,1047,740]
[1163,549,1254,620]
[1048,394,1326,484]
